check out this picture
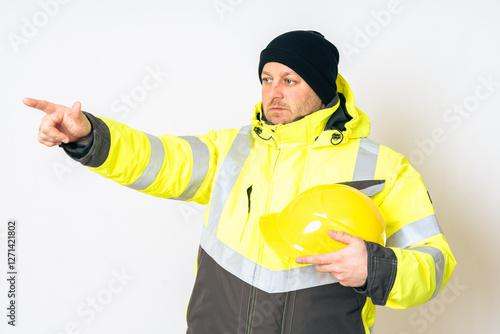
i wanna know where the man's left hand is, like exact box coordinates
[296,230,368,288]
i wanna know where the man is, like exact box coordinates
[25,30,456,333]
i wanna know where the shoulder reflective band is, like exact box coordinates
[206,125,254,233]
[386,214,443,249]
[410,245,445,300]
[200,227,339,293]
[127,133,165,191]
[172,136,210,201]
[353,138,379,181]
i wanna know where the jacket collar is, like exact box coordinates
[251,102,339,148]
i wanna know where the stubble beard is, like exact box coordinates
[264,97,324,125]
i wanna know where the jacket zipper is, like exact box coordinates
[244,184,256,334]
[244,148,283,333]
[248,150,283,332]
[245,285,257,334]
[280,292,289,334]
[245,148,283,333]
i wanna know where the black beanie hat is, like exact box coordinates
[258,30,340,105]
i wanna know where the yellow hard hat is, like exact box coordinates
[259,184,386,258]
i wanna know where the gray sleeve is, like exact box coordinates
[354,241,398,306]
[61,111,111,168]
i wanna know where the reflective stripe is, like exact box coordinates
[386,215,443,249]
[206,125,254,233]
[200,225,338,293]
[173,136,210,201]
[410,245,445,300]
[201,124,338,293]
[362,183,385,197]
[127,133,165,191]
[353,138,379,181]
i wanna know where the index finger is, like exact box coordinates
[296,252,336,265]
[23,97,60,114]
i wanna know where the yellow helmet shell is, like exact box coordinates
[259,184,386,258]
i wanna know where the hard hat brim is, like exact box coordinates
[259,213,305,258]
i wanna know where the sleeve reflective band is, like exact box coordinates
[352,138,379,181]
[387,215,446,300]
[386,215,443,249]
[127,133,165,191]
[173,136,210,201]
[410,245,446,300]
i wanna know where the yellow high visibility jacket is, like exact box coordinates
[70,74,456,333]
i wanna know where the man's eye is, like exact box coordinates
[262,78,272,83]
[286,79,295,85]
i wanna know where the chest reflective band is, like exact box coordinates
[201,130,383,293]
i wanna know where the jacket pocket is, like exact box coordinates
[237,185,254,246]
[247,185,253,213]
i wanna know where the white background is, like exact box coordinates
[1,0,499,333]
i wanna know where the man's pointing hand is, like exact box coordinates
[23,98,92,147]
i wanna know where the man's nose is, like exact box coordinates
[267,81,284,99]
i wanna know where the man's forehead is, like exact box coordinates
[261,62,300,76]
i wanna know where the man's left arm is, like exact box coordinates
[297,155,457,308]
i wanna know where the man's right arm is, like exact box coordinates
[25,98,218,204]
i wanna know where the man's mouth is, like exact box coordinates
[268,106,288,111]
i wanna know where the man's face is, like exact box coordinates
[261,62,324,125]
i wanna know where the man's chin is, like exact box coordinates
[263,111,287,125]
[268,116,290,125]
